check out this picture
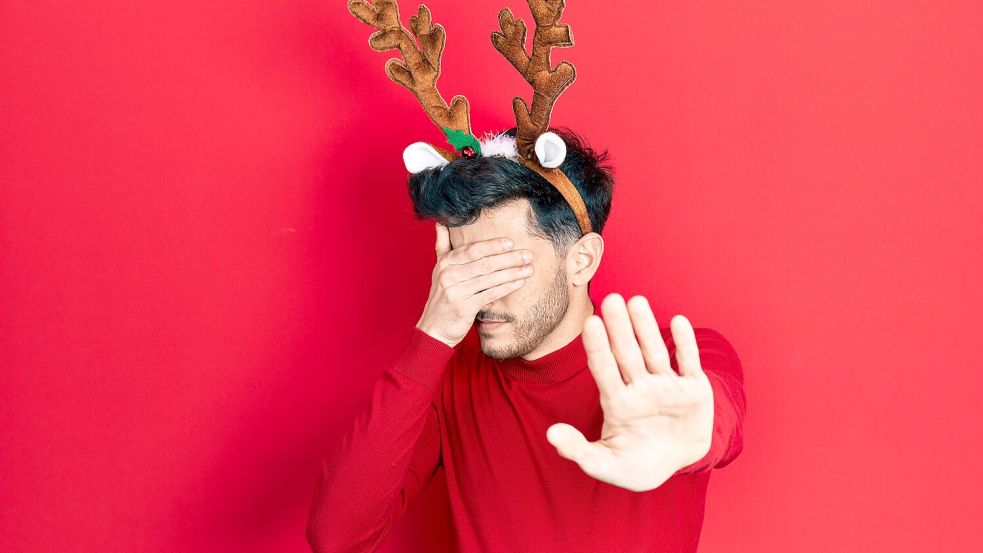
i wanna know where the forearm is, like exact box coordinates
[306,327,455,552]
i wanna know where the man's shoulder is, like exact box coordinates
[692,327,737,353]
[661,324,742,379]
[660,325,736,353]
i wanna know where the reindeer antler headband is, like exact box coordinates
[347,0,593,236]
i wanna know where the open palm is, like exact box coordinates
[546,294,714,492]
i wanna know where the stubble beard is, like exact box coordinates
[480,263,569,361]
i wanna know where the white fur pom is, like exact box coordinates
[478,131,519,159]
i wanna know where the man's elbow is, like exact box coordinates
[306,508,336,553]
[306,512,382,553]
[305,517,323,553]
[716,429,744,469]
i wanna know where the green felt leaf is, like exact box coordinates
[442,127,482,156]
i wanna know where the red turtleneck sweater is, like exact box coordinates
[307,299,746,552]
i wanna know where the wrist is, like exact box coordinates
[416,324,460,349]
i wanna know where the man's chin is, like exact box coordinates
[478,333,516,360]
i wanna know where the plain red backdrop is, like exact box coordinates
[2,1,981,551]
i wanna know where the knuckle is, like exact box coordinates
[465,244,482,261]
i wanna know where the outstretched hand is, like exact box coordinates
[546,294,714,492]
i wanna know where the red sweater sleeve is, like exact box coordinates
[306,326,457,553]
[672,328,747,476]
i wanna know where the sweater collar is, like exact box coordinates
[498,296,598,383]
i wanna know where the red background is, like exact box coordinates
[2,1,981,551]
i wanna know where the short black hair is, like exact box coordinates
[406,126,615,259]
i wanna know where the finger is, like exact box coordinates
[448,236,514,266]
[454,249,532,282]
[546,423,614,478]
[670,314,705,378]
[626,295,673,376]
[434,222,451,257]
[583,314,626,395]
[461,262,533,294]
[469,276,526,307]
[601,293,647,384]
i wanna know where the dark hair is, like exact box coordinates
[406,126,615,259]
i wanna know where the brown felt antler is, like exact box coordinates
[491,0,591,235]
[491,0,577,161]
[348,0,472,162]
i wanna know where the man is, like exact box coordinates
[306,127,747,552]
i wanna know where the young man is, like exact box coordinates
[306,127,747,552]
[312,1,747,549]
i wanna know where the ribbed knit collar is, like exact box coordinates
[497,297,598,383]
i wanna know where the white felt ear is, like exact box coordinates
[534,132,567,168]
[403,142,450,173]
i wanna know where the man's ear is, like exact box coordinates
[569,232,604,287]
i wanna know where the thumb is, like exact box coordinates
[547,423,614,479]
[434,222,451,257]
[546,422,594,462]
